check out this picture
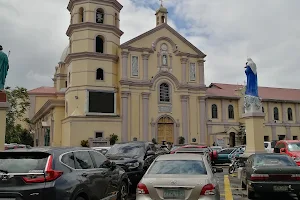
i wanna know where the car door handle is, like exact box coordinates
[81,173,88,177]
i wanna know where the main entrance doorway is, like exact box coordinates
[157,116,174,144]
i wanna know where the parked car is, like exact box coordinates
[136,153,223,200]
[4,143,30,150]
[210,146,223,152]
[0,147,130,200]
[105,141,163,192]
[171,145,218,165]
[274,140,300,166]
[214,147,236,164]
[173,147,212,165]
[92,146,111,155]
[264,141,273,153]
[241,153,300,199]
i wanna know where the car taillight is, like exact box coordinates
[250,174,269,181]
[170,151,175,154]
[22,155,63,183]
[137,182,149,194]
[291,174,300,180]
[200,184,215,195]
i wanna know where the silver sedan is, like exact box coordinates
[136,154,222,200]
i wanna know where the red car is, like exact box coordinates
[170,145,218,164]
[274,140,300,166]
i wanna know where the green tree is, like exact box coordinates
[5,86,31,143]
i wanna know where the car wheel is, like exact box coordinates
[247,183,255,199]
[118,181,128,200]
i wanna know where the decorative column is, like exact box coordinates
[0,92,9,150]
[282,103,287,123]
[296,104,300,123]
[142,53,150,80]
[199,97,206,145]
[142,92,150,141]
[286,126,291,140]
[121,51,129,79]
[169,53,173,72]
[271,126,276,140]
[268,102,273,122]
[181,95,189,143]
[180,57,188,84]
[207,125,213,145]
[121,91,130,142]
[157,52,160,70]
[197,59,205,86]
[221,99,227,122]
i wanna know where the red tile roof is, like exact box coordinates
[207,83,300,102]
[28,87,56,95]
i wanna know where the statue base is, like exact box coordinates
[0,91,8,151]
[244,95,262,113]
[0,91,6,102]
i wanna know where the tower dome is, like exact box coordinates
[60,45,70,63]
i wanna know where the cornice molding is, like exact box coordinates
[66,22,123,37]
[67,0,123,12]
[65,52,119,64]
[120,45,154,53]
[119,71,207,91]
[31,99,65,123]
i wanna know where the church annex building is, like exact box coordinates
[27,0,300,147]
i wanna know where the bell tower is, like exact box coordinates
[65,0,123,117]
[155,2,168,26]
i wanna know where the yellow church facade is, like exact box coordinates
[28,0,300,147]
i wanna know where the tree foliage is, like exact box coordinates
[4,86,32,144]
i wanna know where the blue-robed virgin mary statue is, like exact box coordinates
[245,58,258,97]
[0,45,9,91]
[244,58,262,113]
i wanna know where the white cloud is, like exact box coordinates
[1,0,300,89]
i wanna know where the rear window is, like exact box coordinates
[148,160,207,175]
[0,152,49,173]
[254,155,296,167]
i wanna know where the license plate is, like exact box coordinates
[273,185,288,192]
[163,189,185,199]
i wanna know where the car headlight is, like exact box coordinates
[126,162,139,169]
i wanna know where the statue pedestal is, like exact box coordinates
[0,92,9,151]
[240,95,265,162]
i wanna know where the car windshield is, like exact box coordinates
[287,143,300,152]
[106,143,145,157]
[254,155,296,167]
[148,160,207,175]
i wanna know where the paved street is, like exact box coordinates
[129,165,299,200]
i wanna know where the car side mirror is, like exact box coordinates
[146,150,155,156]
[212,167,223,173]
[280,148,286,153]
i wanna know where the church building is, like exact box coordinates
[28,0,300,147]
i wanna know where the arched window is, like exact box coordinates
[212,104,218,119]
[159,83,170,102]
[78,7,84,23]
[228,105,234,119]
[96,36,104,53]
[115,13,118,27]
[274,107,279,120]
[96,8,104,23]
[161,16,165,23]
[96,68,104,80]
[288,108,293,121]
[262,106,264,113]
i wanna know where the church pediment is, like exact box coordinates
[120,23,206,58]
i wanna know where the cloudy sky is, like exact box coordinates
[1,0,300,90]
